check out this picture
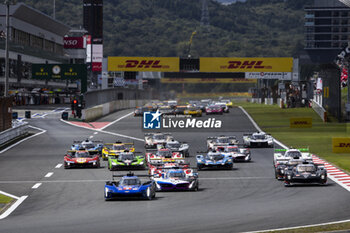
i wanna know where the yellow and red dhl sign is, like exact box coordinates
[108,57,179,72]
[332,138,350,153]
[290,118,312,128]
[200,57,293,73]
[161,78,257,84]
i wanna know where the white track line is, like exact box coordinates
[0,196,28,220]
[239,105,350,233]
[0,125,47,154]
[99,130,144,142]
[93,132,98,135]
[0,190,19,200]
[89,135,93,139]
[99,112,134,130]
[55,164,63,169]
[44,172,53,178]
[31,183,42,189]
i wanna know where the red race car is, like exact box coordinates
[64,149,100,169]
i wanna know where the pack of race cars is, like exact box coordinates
[64,130,327,201]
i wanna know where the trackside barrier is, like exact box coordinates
[312,100,327,122]
[0,122,29,146]
[82,99,150,122]
[265,98,273,105]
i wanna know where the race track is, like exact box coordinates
[0,107,349,233]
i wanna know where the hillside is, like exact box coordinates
[21,0,311,57]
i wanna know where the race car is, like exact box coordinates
[148,162,190,176]
[163,140,190,157]
[273,148,313,166]
[64,149,100,169]
[221,99,234,108]
[274,158,306,180]
[216,145,251,162]
[159,106,175,115]
[174,105,188,115]
[102,141,135,161]
[144,133,173,149]
[207,136,239,150]
[184,107,202,117]
[214,102,229,113]
[146,148,185,165]
[107,152,146,171]
[284,162,327,186]
[205,105,223,115]
[196,151,233,170]
[104,172,156,201]
[243,132,274,148]
[134,106,151,117]
[153,167,199,191]
[71,139,103,153]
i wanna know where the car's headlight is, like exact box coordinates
[287,175,291,180]
[140,162,144,165]
[321,175,325,179]
[105,187,110,193]
[111,162,117,165]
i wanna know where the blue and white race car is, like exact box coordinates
[104,172,156,201]
[153,167,199,191]
[71,139,104,153]
[196,151,233,170]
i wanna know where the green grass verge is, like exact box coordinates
[265,221,350,233]
[0,194,13,204]
[239,102,350,172]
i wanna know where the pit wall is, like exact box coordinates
[82,99,149,122]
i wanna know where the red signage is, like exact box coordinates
[64,37,85,49]
[92,62,102,72]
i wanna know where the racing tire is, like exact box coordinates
[274,171,279,179]
[64,162,69,169]
[197,165,203,171]
[226,164,233,170]
[284,181,291,187]
[194,184,199,192]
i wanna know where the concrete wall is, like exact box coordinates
[82,99,150,122]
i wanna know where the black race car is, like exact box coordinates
[284,162,327,187]
[274,158,305,180]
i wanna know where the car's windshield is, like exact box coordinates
[74,152,92,158]
[154,134,166,140]
[286,151,302,158]
[121,178,141,186]
[217,138,229,143]
[82,143,94,149]
[207,153,224,160]
[167,143,180,149]
[168,171,185,178]
[113,145,125,150]
[253,134,266,139]
[297,165,315,172]
[226,147,238,152]
[158,150,172,157]
[119,153,134,160]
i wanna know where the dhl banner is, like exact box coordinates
[108,57,179,72]
[200,57,293,73]
[161,78,257,84]
[332,138,350,153]
[290,118,312,128]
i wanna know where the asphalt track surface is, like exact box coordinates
[0,108,350,233]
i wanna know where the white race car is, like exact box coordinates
[144,133,173,149]
[207,136,239,150]
[216,145,251,162]
[243,132,273,148]
[273,148,312,166]
[163,140,190,157]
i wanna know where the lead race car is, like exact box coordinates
[102,141,135,161]
[216,145,251,162]
[104,172,156,201]
[107,152,146,171]
[243,132,274,148]
[207,136,239,150]
[153,167,199,191]
[144,133,173,149]
[196,150,233,170]
[71,139,104,154]
[284,162,327,186]
[64,149,100,169]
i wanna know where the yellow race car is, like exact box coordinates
[102,141,135,161]
[184,107,202,117]
[221,99,234,108]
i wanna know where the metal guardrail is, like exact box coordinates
[0,122,29,146]
[312,100,327,122]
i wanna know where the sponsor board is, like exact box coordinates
[200,57,293,73]
[108,57,179,72]
[245,72,292,80]
[332,138,350,153]
[160,78,257,84]
[63,37,85,49]
[143,110,222,131]
[32,64,87,80]
[290,118,312,128]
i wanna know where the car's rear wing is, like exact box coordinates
[66,150,99,156]
[274,148,309,153]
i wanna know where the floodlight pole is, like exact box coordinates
[4,0,10,97]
